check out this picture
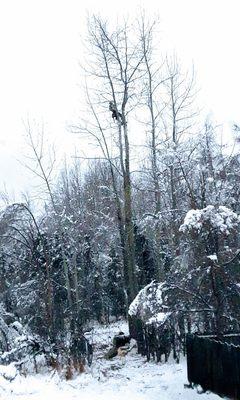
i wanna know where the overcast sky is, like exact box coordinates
[0,0,239,204]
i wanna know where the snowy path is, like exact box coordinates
[0,322,221,400]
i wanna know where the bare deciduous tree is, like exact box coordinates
[78,16,151,303]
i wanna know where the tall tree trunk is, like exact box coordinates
[122,121,138,303]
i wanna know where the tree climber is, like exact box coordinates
[109,101,123,125]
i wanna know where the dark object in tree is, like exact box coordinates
[109,101,123,125]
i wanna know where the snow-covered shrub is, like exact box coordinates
[128,281,171,326]
[180,205,240,236]
[0,363,17,382]
[0,303,48,374]
[128,282,182,363]
[179,205,240,336]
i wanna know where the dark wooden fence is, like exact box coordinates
[186,334,240,399]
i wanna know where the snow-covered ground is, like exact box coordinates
[0,321,221,400]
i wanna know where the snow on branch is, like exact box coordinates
[180,205,240,235]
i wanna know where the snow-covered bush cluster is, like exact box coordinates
[0,307,20,354]
[180,205,240,235]
[129,281,171,326]
[0,302,52,376]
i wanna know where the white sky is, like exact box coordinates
[0,0,239,203]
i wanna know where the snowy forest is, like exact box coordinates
[0,13,240,399]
